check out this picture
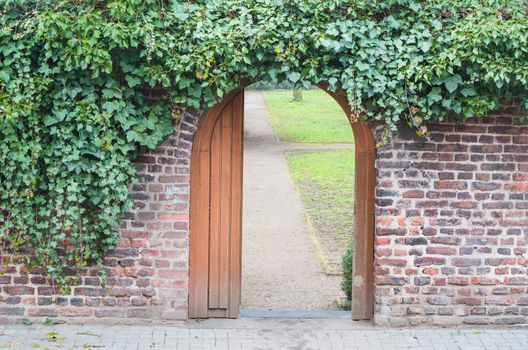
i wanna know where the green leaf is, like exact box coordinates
[125,75,141,87]
[328,77,338,90]
[102,102,116,113]
[427,87,442,105]
[0,70,10,83]
[419,41,431,53]
[444,74,462,94]
[162,76,171,88]
[409,2,421,11]
[460,87,476,97]
[43,116,58,126]
[287,72,301,83]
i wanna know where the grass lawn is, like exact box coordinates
[262,90,354,143]
[285,149,355,273]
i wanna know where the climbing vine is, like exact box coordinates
[1,0,527,288]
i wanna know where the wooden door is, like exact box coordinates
[189,89,244,318]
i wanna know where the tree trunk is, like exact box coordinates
[292,89,303,102]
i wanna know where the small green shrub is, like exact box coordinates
[341,244,353,301]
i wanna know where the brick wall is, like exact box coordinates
[1,99,526,326]
[374,103,528,326]
[0,110,199,323]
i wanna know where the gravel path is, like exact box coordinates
[241,90,344,311]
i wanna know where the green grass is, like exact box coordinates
[286,149,355,247]
[262,90,354,143]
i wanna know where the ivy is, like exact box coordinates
[1,0,527,288]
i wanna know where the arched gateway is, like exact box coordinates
[188,86,376,319]
[1,85,525,327]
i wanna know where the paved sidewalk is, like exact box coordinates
[1,318,528,350]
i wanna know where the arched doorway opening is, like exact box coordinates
[188,85,375,320]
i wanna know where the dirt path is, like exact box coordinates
[241,90,344,310]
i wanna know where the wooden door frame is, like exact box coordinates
[189,85,376,320]
[322,86,376,320]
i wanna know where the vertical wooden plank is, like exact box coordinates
[228,91,244,318]
[352,150,368,320]
[189,148,211,318]
[219,102,234,309]
[351,123,376,321]
[208,118,223,309]
[363,149,376,318]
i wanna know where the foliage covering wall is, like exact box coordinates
[1,0,527,286]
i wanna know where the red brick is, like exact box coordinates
[3,286,34,295]
[414,257,445,266]
[158,212,187,221]
[455,298,481,306]
[452,258,481,267]
[426,246,457,255]
[447,277,469,285]
[376,248,392,257]
[157,270,188,280]
[423,268,439,276]
[58,307,93,317]
[403,190,424,198]
[376,258,407,267]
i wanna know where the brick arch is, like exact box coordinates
[189,86,376,320]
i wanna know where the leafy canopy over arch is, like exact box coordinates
[1,0,527,286]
